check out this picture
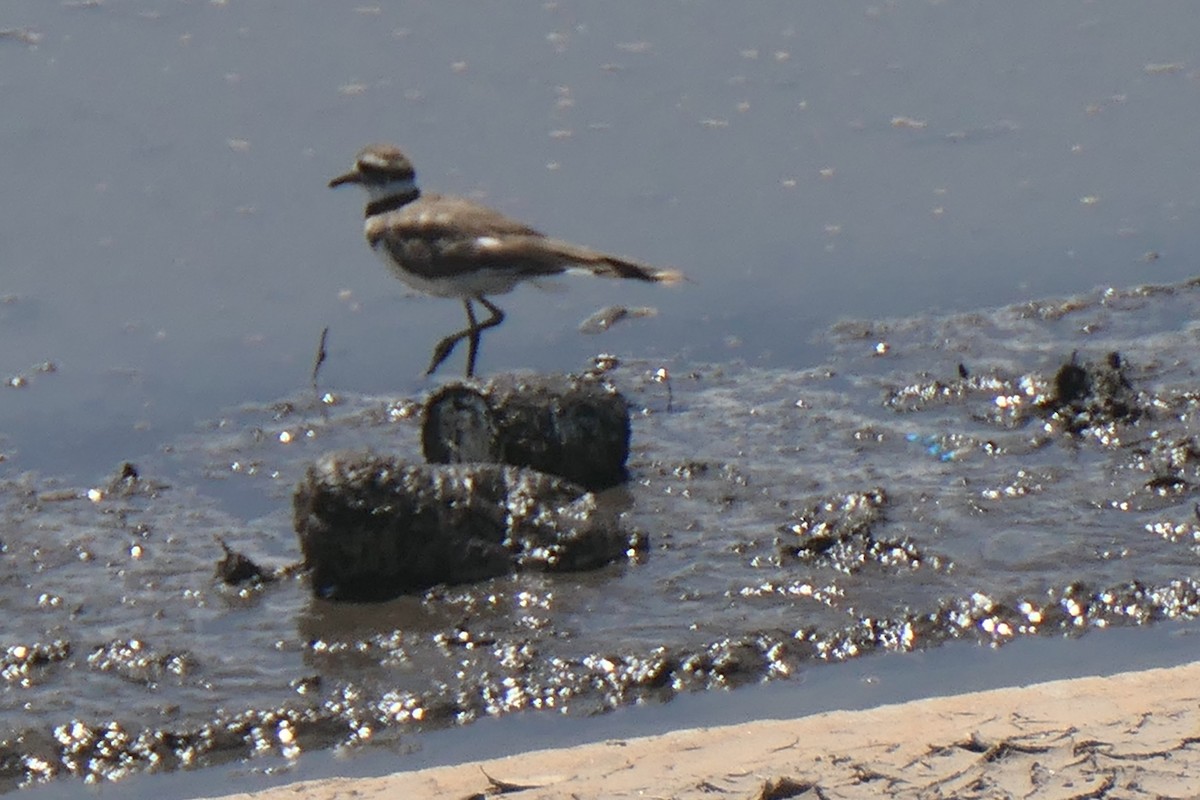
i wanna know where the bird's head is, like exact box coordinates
[329,143,418,204]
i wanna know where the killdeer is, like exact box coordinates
[329,143,683,378]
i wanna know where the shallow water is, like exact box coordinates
[4,278,1200,791]
[1,0,1199,794]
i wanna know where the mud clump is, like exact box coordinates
[293,453,631,602]
[1044,351,1140,430]
[214,537,274,587]
[777,488,942,573]
[422,373,630,491]
[295,373,635,601]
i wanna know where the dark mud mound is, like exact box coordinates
[294,455,631,601]
[422,373,631,491]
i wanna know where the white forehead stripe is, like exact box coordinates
[360,152,397,169]
[475,236,502,249]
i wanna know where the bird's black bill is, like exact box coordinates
[328,170,360,188]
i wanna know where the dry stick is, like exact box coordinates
[311,326,330,395]
[478,766,542,793]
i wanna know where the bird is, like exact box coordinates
[328,143,683,378]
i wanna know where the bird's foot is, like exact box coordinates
[426,334,463,376]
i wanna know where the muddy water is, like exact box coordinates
[4,278,1200,792]
[3,0,1200,795]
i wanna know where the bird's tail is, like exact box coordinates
[549,239,685,285]
[590,255,685,285]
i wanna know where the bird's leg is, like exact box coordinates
[425,333,463,376]
[425,297,506,378]
[464,297,505,378]
[463,300,481,378]
[477,297,506,332]
[426,300,476,377]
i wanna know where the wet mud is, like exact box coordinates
[422,373,631,490]
[2,278,1200,790]
[294,455,634,601]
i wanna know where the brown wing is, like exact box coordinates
[366,194,551,281]
[395,194,546,238]
[447,235,681,283]
[408,197,679,282]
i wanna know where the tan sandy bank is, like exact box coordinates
[205,661,1200,800]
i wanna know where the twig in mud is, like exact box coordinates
[653,366,673,412]
[311,326,329,394]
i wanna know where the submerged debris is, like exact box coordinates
[776,489,942,573]
[578,304,658,334]
[0,641,71,686]
[88,461,168,502]
[884,351,1143,438]
[86,639,196,686]
[214,536,274,587]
